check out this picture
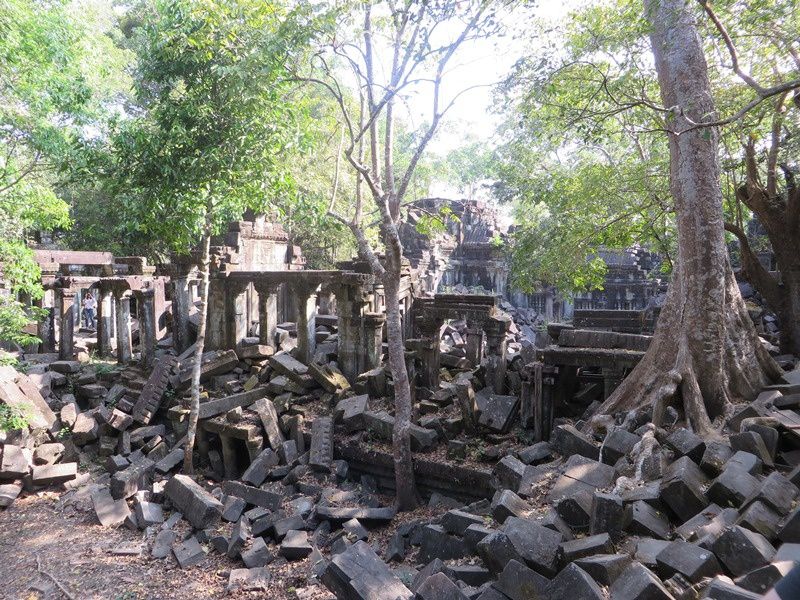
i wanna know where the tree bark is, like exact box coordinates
[383,237,419,510]
[183,208,213,474]
[733,151,800,355]
[596,0,781,434]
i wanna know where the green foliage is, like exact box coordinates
[495,0,797,293]
[97,0,319,257]
[0,0,128,346]
[0,403,30,432]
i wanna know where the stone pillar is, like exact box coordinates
[417,317,444,391]
[205,275,227,350]
[115,291,133,364]
[484,315,510,394]
[137,289,157,368]
[602,366,625,400]
[255,283,279,347]
[405,350,417,406]
[97,285,114,358]
[465,321,484,367]
[293,283,318,364]
[171,276,192,353]
[225,280,249,349]
[39,306,56,353]
[544,289,554,322]
[362,312,386,371]
[57,288,76,360]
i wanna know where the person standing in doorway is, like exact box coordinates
[83,292,97,330]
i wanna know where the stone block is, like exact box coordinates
[491,489,530,524]
[227,567,272,593]
[476,530,524,574]
[610,562,673,600]
[222,495,247,522]
[712,525,776,577]
[659,455,709,521]
[738,500,781,540]
[625,500,671,540]
[280,529,312,560]
[333,394,369,432]
[0,445,29,479]
[71,412,99,445]
[735,560,795,595]
[560,532,613,564]
[241,537,273,568]
[154,448,184,475]
[601,428,640,465]
[173,536,206,569]
[778,506,800,543]
[550,424,599,460]
[222,480,281,510]
[442,509,485,536]
[547,563,604,600]
[493,455,529,491]
[731,432,773,467]
[746,471,798,515]
[134,500,164,527]
[33,443,65,466]
[0,482,22,508]
[675,503,724,541]
[493,559,549,600]
[708,466,761,508]
[309,416,334,472]
[416,572,469,600]
[92,488,131,527]
[502,516,563,577]
[241,447,279,486]
[701,442,734,477]
[250,398,285,450]
[518,442,552,466]
[418,524,470,563]
[705,577,761,599]
[227,515,251,558]
[31,463,77,486]
[727,451,762,475]
[665,427,705,463]
[321,540,413,600]
[655,540,721,583]
[574,554,631,586]
[165,473,224,529]
[590,492,624,541]
[151,529,177,559]
[110,458,154,499]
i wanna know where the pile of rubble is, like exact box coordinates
[318,373,800,599]
[5,312,800,599]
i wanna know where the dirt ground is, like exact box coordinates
[0,482,334,600]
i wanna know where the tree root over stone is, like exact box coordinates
[592,263,782,438]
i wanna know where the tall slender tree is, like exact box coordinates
[300,1,501,509]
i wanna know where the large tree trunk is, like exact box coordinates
[383,244,419,510]
[596,0,781,434]
[183,211,213,474]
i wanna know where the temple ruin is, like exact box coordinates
[1,203,797,599]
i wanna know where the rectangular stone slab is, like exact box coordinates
[222,480,281,510]
[250,398,285,450]
[198,387,269,419]
[132,355,178,424]
[165,473,224,529]
[309,417,334,472]
[322,540,413,600]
